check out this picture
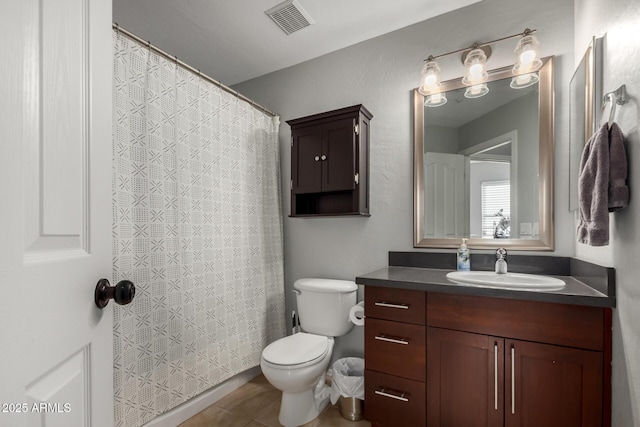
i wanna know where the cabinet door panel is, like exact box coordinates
[322,117,356,192]
[365,370,425,427]
[427,327,504,427]
[365,318,426,381]
[292,125,322,194]
[505,339,603,427]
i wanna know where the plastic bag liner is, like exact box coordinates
[330,357,365,404]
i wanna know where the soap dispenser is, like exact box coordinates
[457,239,471,271]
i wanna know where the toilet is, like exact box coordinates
[260,278,358,427]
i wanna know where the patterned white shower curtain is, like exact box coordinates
[112,31,285,426]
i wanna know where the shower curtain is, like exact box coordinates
[112,31,285,426]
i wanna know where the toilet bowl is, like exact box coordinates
[260,278,357,427]
[261,333,334,426]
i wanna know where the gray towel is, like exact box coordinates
[577,123,629,246]
[608,123,629,212]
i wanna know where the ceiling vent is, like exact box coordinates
[265,0,315,35]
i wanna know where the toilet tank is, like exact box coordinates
[294,278,357,337]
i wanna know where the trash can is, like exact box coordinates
[330,357,365,421]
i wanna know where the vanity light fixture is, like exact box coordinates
[513,31,542,74]
[465,83,490,98]
[510,72,539,89]
[461,47,489,86]
[424,92,448,107]
[419,59,448,106]
[419,28,541,105]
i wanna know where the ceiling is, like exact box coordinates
[112,0,482,86]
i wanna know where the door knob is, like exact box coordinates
[94,278,135,309]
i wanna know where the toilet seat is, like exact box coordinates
[262,333,329,367]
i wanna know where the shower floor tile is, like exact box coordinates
[179,374,371,427]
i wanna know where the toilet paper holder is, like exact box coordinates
[349,301,365,326]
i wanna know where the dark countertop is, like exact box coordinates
[356,266,615,308]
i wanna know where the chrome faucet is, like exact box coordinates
[495,248,508,274]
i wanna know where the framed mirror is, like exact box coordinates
[413,56,554,250]
[569,37,603,211]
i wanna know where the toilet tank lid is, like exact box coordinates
[294,278,357,293]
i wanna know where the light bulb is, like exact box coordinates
[519,49,536,66]
[469,63,484,79]
[424,74,437,87]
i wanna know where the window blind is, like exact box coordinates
[481,180,510,237]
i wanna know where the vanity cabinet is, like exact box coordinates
[287,104,372,216]
[364,289,611,427]
[427,292,606,427]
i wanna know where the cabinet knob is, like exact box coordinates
[321,154,327,161]
[314,155,320,161]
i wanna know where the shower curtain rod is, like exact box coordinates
[113,23,278,117]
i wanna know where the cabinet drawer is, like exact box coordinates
[365,286,425,325]
[365,318,425,381]
[427,292,605,351]
[365,369,425,427]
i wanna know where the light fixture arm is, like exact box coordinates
[423,28,537,62]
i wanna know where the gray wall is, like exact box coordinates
[459,92,540,231]
[425,124,459,154]
[574,0,640,425]
[234,0,575,362]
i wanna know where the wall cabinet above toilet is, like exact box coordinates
[287,104,372,217]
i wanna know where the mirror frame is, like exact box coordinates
[413,56,555,250]
[569,37,603,211]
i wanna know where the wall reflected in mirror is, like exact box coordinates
[414,57,554,250]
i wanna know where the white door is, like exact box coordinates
[0,1,115,426]
[424,152,466,238]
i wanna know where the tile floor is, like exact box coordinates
[179,374,371,427]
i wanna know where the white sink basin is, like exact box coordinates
[446,271,566,291]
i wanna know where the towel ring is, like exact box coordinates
[601,84,627,127]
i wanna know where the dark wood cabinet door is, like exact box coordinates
[505,339,603,427]
[321,117,356,192]
[291,124,322,194]
[427,327,504,427]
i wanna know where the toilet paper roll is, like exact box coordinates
[348,301,365,326]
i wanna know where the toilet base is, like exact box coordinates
[278,381,330,427]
